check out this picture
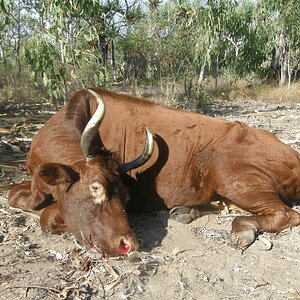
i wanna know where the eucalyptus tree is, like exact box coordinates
[0,1,11,74]
[1,0,299,100]
[24,0,143,100]
[0,0,34,77]
[261,0,300,86]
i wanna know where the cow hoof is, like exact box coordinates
[171,213,194,224]
[170,207,193,224]
[230,229,256,250]
[170,206,191,215]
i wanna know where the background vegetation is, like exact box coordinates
[0,0,299,105]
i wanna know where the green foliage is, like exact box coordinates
[177,85,214,112]
[0,0,12,26]
[0,0,299,102]
[25,37,66,99]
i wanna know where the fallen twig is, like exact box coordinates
[1,284,61,294]
[0,164,20,170]
[0,183,18,192]
[0,128,12,134]
[281,256,300,263]
[0,200,40,219]
[0,159,26,166]
[217,214,244,218]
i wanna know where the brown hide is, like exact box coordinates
[84,88,300,249]
[8,91,141,256]
[9,87,300,251]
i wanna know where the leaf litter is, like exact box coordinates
[0,97,300,299]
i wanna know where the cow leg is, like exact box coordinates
[170,206,194,224]
[230,195,300,250]
[8,181,50,215]
[170,205,220,224]
[8,182,33,210]
[40,203,67,233]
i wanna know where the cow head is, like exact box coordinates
[38,89,154,256]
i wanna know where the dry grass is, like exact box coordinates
[254,82,300,103]
[114,78,300,107]
[112,81,183,106]
[1,75,299,106]
[1,91,300,300]
[0,75,46,104]
[204,77,300,103]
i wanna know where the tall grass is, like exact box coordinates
[1,72,299,106]
[203,77,300,103]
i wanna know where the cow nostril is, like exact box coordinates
[118,237,134,254]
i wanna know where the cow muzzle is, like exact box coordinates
[93,234,139,256]
[116,235,139,254]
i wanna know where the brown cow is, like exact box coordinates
[9,88,300,252]
[8,89,154,256]
[73,88,300,249]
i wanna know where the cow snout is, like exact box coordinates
[116,235,139,255]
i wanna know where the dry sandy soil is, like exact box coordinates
[0,95,300,300]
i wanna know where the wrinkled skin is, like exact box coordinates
[9,87,300,253]
[8,89,149,256]
[9,155,139,256]
[87,88,300,250]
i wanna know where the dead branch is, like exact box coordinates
[1,284,61,294]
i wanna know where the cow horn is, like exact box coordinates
[120,127,154,172]
[81,89,106,160]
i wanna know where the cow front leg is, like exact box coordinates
[8,181,32,208]
[230,204,300,250]
[8,181,50,215]
[40,203,67,233]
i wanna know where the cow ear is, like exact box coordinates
[39,163,79,186]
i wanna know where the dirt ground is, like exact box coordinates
[0,96,300,300]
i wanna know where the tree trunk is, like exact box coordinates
[198,63,205,84]
[214,52,219,88]
[198,45,212,85]
[0,37,7,70]
[112,40,116,80]
[60,41,68,103]
[279,33,288,86]
[16,0,22,77]
[270,31,288,86]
